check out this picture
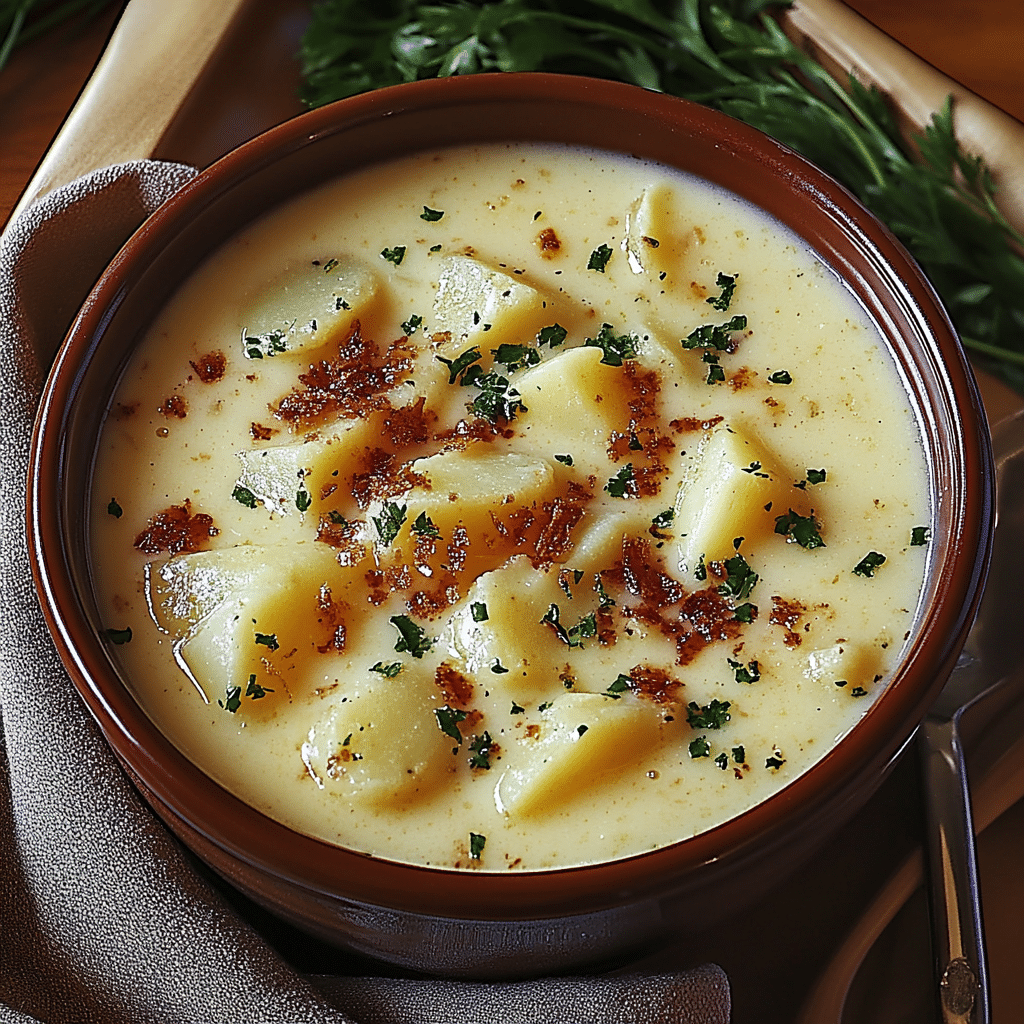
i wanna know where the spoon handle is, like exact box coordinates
[919,713,990,1024]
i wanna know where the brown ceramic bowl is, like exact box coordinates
[28,74,993,978]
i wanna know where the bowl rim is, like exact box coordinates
[28,71,994,921]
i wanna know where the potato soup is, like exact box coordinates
[90,142,930,871]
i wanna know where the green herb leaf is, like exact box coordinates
[420,206,444,221]
[718,552,759,601]
[686,699,732,730]
[469,832,486,860]
[380,245,406,265]
[232,484,259,509]
[296,487,312,513]
[706,272,737,311]
[766,753,786,770]
[537,323,567,348]
[492,342,541,372]
[219,685,242,713]
[554,453,574,466]
[768,370,792,385]
[372,501,407,546]
[391,614,433,658]
[255,632,279,651]
[468,731,493,768]
[243,329,289,360]
[806,468,827,485]
[510,701,525,715]
[682,315,747,352]
[436,345,483,385]
[605,463,636,498]
[606,674,631,699]
[435,705,467,742]
[371,661,403,677]
[246,674,273,699]
[106,626,132,645]
[689,736,711,759]
[727,658,760,684]
[411,510,441,537]
[584,323,638,366]
[587,243,613,272]
[911,526,931,546]
[774,509,825,549]
[853,551,887,577]
[107,498,123,518]
[471,601,489,622]
[401,313,424,335]
[491,658,510,674]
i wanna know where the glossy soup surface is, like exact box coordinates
[90,143,930,870]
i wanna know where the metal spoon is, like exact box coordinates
[919,407,1024,1024]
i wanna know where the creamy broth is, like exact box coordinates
[90,143,929,870]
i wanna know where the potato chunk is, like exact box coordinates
[514,346,633,475]
[148,543,364,711]
[495,693,663,816]
[241,255,379,357]
[622,185,692,277]
[671,424,791,574]
[300,667,453,805]
[444,557,573,692]
[433,256,549,350]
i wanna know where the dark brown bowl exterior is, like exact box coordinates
[28,74,993,977]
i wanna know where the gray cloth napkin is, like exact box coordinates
[0,161,730,1024]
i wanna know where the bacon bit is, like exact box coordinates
[764,397,780,409]
[626,663,682,704]
[408,576,461,619]
[158,395,187,419]
[350,448,424,510]
[274,321,414,427]
[537,227,561,258]
[728,366,755,391]
[619,536,685,606]
[669,415,724,433]
[315,516,365,566]
[382,396,436,448]
[680,588,743,644]
[133,500,218,554]
[436,663,474,707]
[433,418,501,449]
[365,563,412,606]
[596,605,616,646]
[189,351,226,383]
[250,422,276,441]
[446,525,470,574]
[525,724,541,739]
[533,493,588,563]
[315,585,347,654]
[770,595,806,647]
[114,402,138,420]
[690,281,708,300]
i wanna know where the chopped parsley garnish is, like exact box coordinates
[853,551,887,577]
[469,832,486,860]
[511,701,525,714]
[380,245,406,265]
[468,371,526,423]
[728,658,760,684]
[587,243,613,272]
[335,297,350,311]
[651,508,675,534]
[327,510,350,526]
[694,554,707,582]
[435,705,467,742]
[243,328,289,359]
[106,626,132,645]
[718,552,759,601]
[911,526,931,546]
[605,463,636,498]
[682,314,747,351]
[554,454,574,466]
[245,674,273,699]
[686,699,732,730]
[232,484,259,509]
[322,258,339,273]
[715,752,729,770]
[732,746,746,764]
[594,576,615,609]
[468,732,493,769]
[538,701,553,712]
[107,498,123,518]
[851,686,868,697]
[689,736,711,759]
[471,601,489,622]
[706,272,737,311]
[766,753,786,770]
[768,370,793,384]
[540,604,597,648]
[732,603,756,623]
[703,351,725,384]
[537,323,567,348]
[219,685,242,713]
[576,724,589,737]
[428,244,442,253]
[583,323,639,366]
[420,206,444,221]
[606,674,631,699]
[370,661,403,677]
[254,632,279,651]
[436,346,483,384]
[372,501,407,546]
[774,509,825,549]
[492,342,541,372]
[806,468,827,485]
[390,615,433,658]
[401,313,424,335]
[410,511,440,538]
[740,461,767,477]
[295,486,312,513]
[491,658,509,674]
